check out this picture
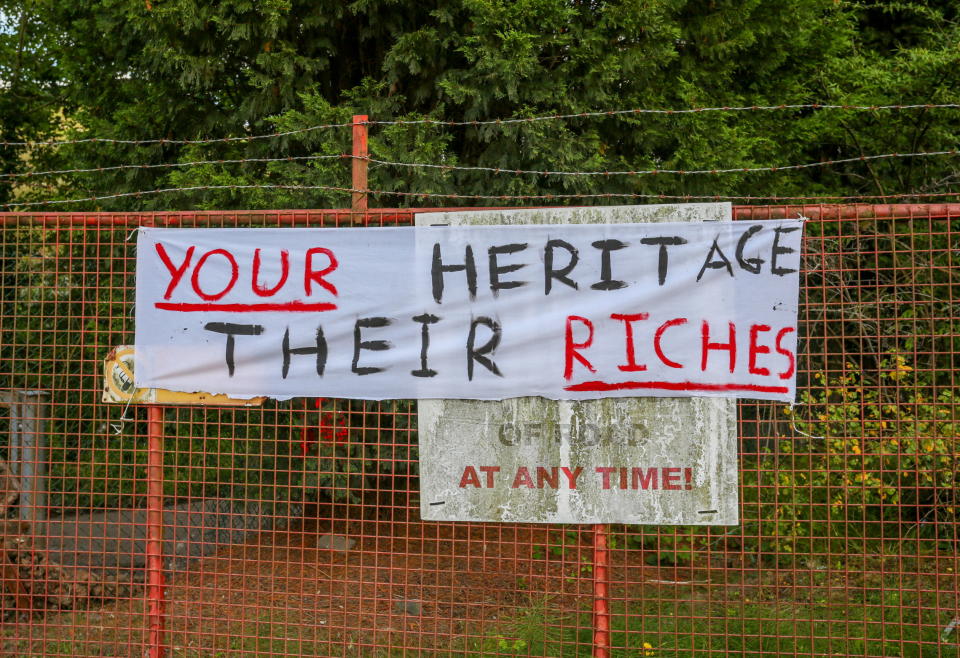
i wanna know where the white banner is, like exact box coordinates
[135,215,802,401]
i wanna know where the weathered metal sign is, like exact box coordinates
[417,205,739,525]
[103,346,265,406]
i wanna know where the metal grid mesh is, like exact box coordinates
[0,205,957,657]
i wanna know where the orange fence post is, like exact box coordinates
[352,114,369,221]
[593,523,610,658]
[146,404,166,658]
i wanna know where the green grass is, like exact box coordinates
[463,591,960,657]
[12,597,960,658]
[8,568,958,657]
[13,593,959,658]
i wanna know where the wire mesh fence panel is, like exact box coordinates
[0,205,957,657]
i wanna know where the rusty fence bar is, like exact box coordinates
[592,523,610,658]
[145,405,166,658]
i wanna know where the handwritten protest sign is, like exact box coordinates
[134,214,802,402]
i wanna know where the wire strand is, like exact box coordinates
[371,103,960,127]
[363,149,960,178]
[7,148,957,183]
[5,184,960,210]
[0,122,355,148]
[0,154,347,181]
[4,102,959,148]
[2,184,356,208]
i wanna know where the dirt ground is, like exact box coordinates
[3,505,661,657]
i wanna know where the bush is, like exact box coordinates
[752,353,957,558]
[295,399,416,505]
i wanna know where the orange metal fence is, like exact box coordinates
[1,205,958,657]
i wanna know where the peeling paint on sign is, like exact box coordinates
[103,346,265,406]
[416,205,738,525]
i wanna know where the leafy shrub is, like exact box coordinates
[611,354,957,566]
[751,353,957,558]
[295,399,416,505]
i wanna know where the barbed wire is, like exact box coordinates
[6,148,957,184]
[372,103,960,127]
[3,102,959,149]
[0,122,356,148]
[4,184,960,210]
[0,154,347,181]
[0,184,355,209]
[364,149,960,178]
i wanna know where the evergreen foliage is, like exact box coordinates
[1,1,959,208]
